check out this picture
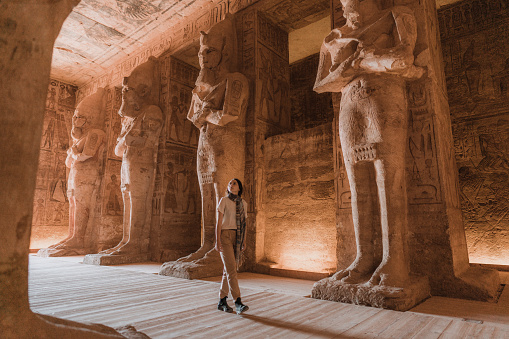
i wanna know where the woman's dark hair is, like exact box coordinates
[235,178,243,197]
[227,178,243,197]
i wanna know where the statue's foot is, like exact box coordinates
[104,242,142,256]
[176,246,210,262]
[368,260,409,287]
[40,246,89,257]
[46,237,72,249]
[332,259,376,284]
[5,311,141,338]
[99,241,127,255]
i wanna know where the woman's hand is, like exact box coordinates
[215,241,223,252]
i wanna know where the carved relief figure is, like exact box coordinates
[106,174,122,215]
[167,15,249,267]
[100,57,163,257]
[314,0,424,287]
[164,162,178,213]
[39,89,106,256]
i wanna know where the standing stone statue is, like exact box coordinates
[84,57,163,265]
[38,89,106,257]
[160,15,249,279]
[312,0,428,308]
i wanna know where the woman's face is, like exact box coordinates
[228,179,240,195]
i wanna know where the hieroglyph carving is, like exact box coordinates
[38,89,106,256]
[99,57,163,257]
[160,15,249,275]
[314,0,425,288]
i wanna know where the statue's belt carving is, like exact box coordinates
[353,144,377,162]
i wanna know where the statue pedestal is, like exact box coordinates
[83,253,150,265]
[37,247,90,257]
[312,275,430,311]
[159,249,223,279]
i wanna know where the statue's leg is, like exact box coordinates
[177,181,215,262]
[53,184,94,252]
[100,189,130,254]
[333,160,377,283]
[47,194,75,249]
[369,95,410,287]
[368,154,409,287]
[177,129,216,262]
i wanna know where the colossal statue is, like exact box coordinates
[38,89,106,257]
[314,0,424,288]
[160,15,249,278]
[85,57,163,264]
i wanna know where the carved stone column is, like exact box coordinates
[312,0,499,311]
[0,1,143,337]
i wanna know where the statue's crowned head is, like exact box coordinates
[72,88,105,140]
[196,14,236,89]
[120,56,158,118]
[340,0,381,29]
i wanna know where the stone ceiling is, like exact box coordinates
[50,0,458,87]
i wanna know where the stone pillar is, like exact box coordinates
[38,88,107,257]
[234,8,292,271]
[311,0,499,311]
[84,57,164,266]
[150,55,202,263]
[0,0,143,337]
[159,14,250,279]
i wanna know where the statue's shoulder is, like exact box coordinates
[391,6,415,18]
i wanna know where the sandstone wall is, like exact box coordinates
[290,54,333,131]
[438,0,509,265]
[150,55,201,262]
[30,79,77,250]
[262,124,336,274]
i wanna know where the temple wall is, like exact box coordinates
[150,55,202,262]
[290,54,333,131]
[262,124,336,274]
[30,79,77,250]
[438,0,509,266]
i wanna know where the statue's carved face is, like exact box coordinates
[198,34,223,70]
[120,79,143,118]
[340,0,380,29]
[71,104,99,139]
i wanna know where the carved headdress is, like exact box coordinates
[123,56,159,107]
[74,88,106,130]
[196,14,237,87]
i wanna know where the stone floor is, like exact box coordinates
[29,256,509,338]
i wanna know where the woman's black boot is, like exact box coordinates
[217,296,233,313]
[235,297,249,314]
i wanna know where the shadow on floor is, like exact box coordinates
[241,313,355,338]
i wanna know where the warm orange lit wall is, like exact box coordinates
[438,0,509,265]
[262,124,336,273]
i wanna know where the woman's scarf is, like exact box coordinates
[228,192,246,269]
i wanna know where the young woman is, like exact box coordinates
[215,178,249,314]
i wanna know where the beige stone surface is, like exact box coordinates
[262,124,336,274]
[438,0,509,267]
[29,256,509,338]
